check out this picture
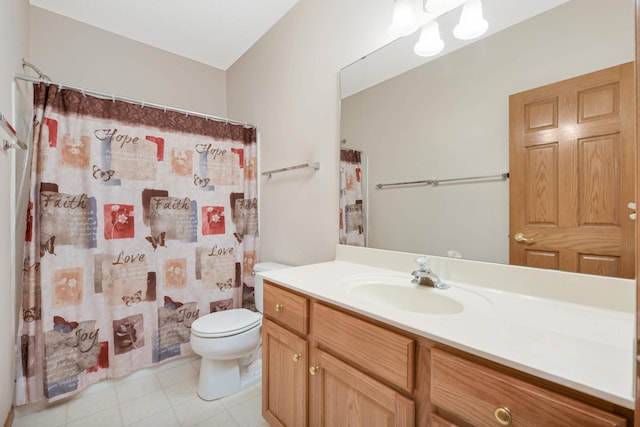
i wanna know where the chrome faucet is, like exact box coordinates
[411,256,449,289]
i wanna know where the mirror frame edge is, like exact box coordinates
[634,0,640,427]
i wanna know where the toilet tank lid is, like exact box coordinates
[253,262,292,273]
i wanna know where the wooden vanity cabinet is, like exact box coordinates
[262,280,632,427]
[262,282,310,427]
[262,281,417,427]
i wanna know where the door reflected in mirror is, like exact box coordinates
[339,0,636,278]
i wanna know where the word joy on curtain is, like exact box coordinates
[15,83,259,404]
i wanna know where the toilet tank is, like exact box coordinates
[253,262,291,313]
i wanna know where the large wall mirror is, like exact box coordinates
[339,0,636,277]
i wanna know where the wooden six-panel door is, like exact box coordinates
[509,62,636,278]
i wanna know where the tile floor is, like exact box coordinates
[13,356,268,427]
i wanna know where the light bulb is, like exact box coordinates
[453,0,488,40]
[387,0,420,38]
[414,21,444,57]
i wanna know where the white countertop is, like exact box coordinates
[259,259,635,409]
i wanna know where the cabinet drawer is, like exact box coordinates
[431,412,458,427]
[431,348,626,427]
[312,302,415,393]
[264,281,309,335]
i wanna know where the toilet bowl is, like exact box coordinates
[190,262,290,400]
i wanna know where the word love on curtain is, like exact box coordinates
[339,149,365,246]
[15,83,259,404]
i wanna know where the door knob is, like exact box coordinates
[309,366,320,375]
[292,353,301,362]
[514,232,534,243]
[628,202,637,220]
[274,304,283,312]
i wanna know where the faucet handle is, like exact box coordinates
[415,256,428,272]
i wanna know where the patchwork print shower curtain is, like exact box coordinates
[15,84,259,405]
[339,149,365,246]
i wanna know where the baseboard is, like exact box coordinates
[3,406,13,427]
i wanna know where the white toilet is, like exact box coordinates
[190,262,290,400]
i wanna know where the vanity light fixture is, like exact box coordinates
[388,0,489,57]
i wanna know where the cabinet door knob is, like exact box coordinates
[494,407,512,425]
[292,353,301,362]
[309,366,320,375]
[274,304,284,312]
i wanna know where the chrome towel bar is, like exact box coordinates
[0,112,27,150]
[262,162,320,179]
[376,172,509,189]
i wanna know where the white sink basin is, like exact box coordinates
[343,275,492,315]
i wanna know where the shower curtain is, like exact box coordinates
[339,149,365,246]
[15,83,259,405]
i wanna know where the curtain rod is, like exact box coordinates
[13,73,256,129]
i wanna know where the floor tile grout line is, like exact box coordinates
[112,378,127,427]
[157,372,186,427]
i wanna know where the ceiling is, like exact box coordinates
[341,0,569,98]
[29,0,301,71]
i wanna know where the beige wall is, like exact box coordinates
[29,7,228,115]
[0,0,29,421]
[227,0,394,265]
[340,0,635,264]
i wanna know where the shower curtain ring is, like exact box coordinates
[163,106,167,113]
[81,88,86,97]
[141,101,145,108]
[112,94,116,103]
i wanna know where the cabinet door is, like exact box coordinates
[262,318,308,427]
[309,349,414,427]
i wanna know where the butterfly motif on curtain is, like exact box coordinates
[40,236,56,257]
[193,174,210,188]
[164,296,183,311]
[92,165,115,182]
[65,137,84,155]
[122,290,142,306]
[23,307,39,323]
[216,278,233,291]
[53,315,78,333]
[146,232,166,250]
[22,257,40,272]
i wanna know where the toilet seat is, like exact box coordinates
[191,308,262,338]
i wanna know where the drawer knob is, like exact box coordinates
[494,407,512,425]
[292,353,301,362]
[274,304,284,312]
[309,366,320,375]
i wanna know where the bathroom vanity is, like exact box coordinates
[260,246,635,426]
